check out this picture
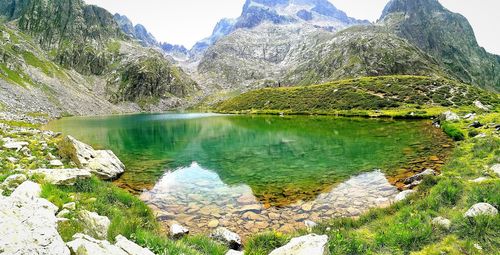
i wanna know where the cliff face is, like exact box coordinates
[380,0,500,90]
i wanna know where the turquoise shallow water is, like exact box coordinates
[45,113,448,206]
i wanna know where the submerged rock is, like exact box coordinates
[210,227,242,250]
[79,210,111,239]
[269,234,329,255]
[29,168,92,185]
[464,203,498,217]
[404,169,436,184]
[0,181,70,255]
[61,136,125,180]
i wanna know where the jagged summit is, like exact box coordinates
[113,13,158,47]
[381,0,445,18]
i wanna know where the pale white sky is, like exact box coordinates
[84,0,500,54]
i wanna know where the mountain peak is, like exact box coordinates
[381,0,445,18]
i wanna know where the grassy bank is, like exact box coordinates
[244,112,500,255]
[215,76,499,116]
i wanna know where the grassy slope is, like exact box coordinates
[216,75,499,117]
[244,112,500,255]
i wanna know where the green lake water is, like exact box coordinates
[46,113,450,234]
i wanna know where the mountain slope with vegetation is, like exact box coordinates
[216,75,499,114]
[0,0,197,117]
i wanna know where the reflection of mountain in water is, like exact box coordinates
[47,114,449,205]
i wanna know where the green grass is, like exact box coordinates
[215,76,499,115]
[244,232,291,255]
[441,123,465,141]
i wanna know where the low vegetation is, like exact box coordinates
[216,76,499,116]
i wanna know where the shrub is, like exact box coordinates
[441,123,465,141]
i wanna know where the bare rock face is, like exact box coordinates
[464,203,498,218]
[60,135,125,180]
[0,181,70,255]
[79,210,111,240]
[269,234,329,255]
[29,168,92,185]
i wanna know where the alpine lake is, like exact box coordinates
[45,113,452,237]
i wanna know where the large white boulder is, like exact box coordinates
[269,234,329,255]
[0,181,70,255]
[79,210,111,240]
[115,235,155,255]
[62,136,125,180]
[29,168,92,185]
[210,227,242,250]
[464,203,498,217]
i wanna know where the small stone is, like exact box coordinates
[269,234,328,255]
[3,140,29,150]
[50,160,64,167]
[403,169,436,184]
[394,190,416,202]
[238,204,262,213]
[226,249,244,255]
[57,209,71,218]
[440,111,460,122]
[301,203,313,212]
[63,202,76,210]
[210,227,242,250]
[208,219,220,228]
[6,157,18,163]
[469,121,483,128]
[470,177,489,183]
[464,203,498,217]
[474,100,490,111]
[491,164,500,177]
[304,220,317,231]
[170,223,189,239]
[432,217,451,230]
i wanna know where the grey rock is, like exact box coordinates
[269,234,329,255]
[79,210,111,240]
[170,223,189,239]
[57,209,71,218]
[432,216,451,230]
[49,159,64,167]
[226,250,244,255]
[394,190,416,202]
[210,227,242,250]
[29,168,92,185]
[474,100,490,111]
[464,203,498,217]
[67,233,127,255]
[404,169,436,184]
[0,174,27,191]
[115,234,156,255]
[63,202,77,211]
[440,111,460,122]
[491,164,500,177]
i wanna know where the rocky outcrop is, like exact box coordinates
[269,234,329,255]
[67,233,154,255]
[59,135,125,180]
[29,168,92,185]
[464,203,498,217]
[210,227,242,250]
[0,181,70,254]
[79,210,111,240]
